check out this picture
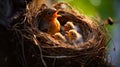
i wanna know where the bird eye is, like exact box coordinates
[57,36,60,39]
[69,26,72,29]
[71,33,74,36]
[47,11,52,16]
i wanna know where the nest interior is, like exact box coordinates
[0,1,114,67]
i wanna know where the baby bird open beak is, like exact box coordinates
[52,35,55,38]
[64,25,69,31]
[53,10,62,18]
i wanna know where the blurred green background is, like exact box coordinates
[57,0,115,19]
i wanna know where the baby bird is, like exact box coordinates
[37,8,61,35]
[67,29,83,45]
[64,21,76,31]
[53,32,67,42]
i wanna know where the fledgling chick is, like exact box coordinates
[53,32,67,42]
[37,8,61,35]
[64,21,76,31]
[67,29,83,45]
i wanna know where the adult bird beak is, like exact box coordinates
[53,10,62,18]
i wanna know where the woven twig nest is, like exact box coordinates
[27,2,112,67]
[0,1,114,67]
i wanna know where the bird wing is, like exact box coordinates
[38,19,50,32]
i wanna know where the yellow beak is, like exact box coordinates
[53,10,62,17]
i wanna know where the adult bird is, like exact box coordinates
[36,8,61,35]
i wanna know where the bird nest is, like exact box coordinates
[0,2,114,67]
